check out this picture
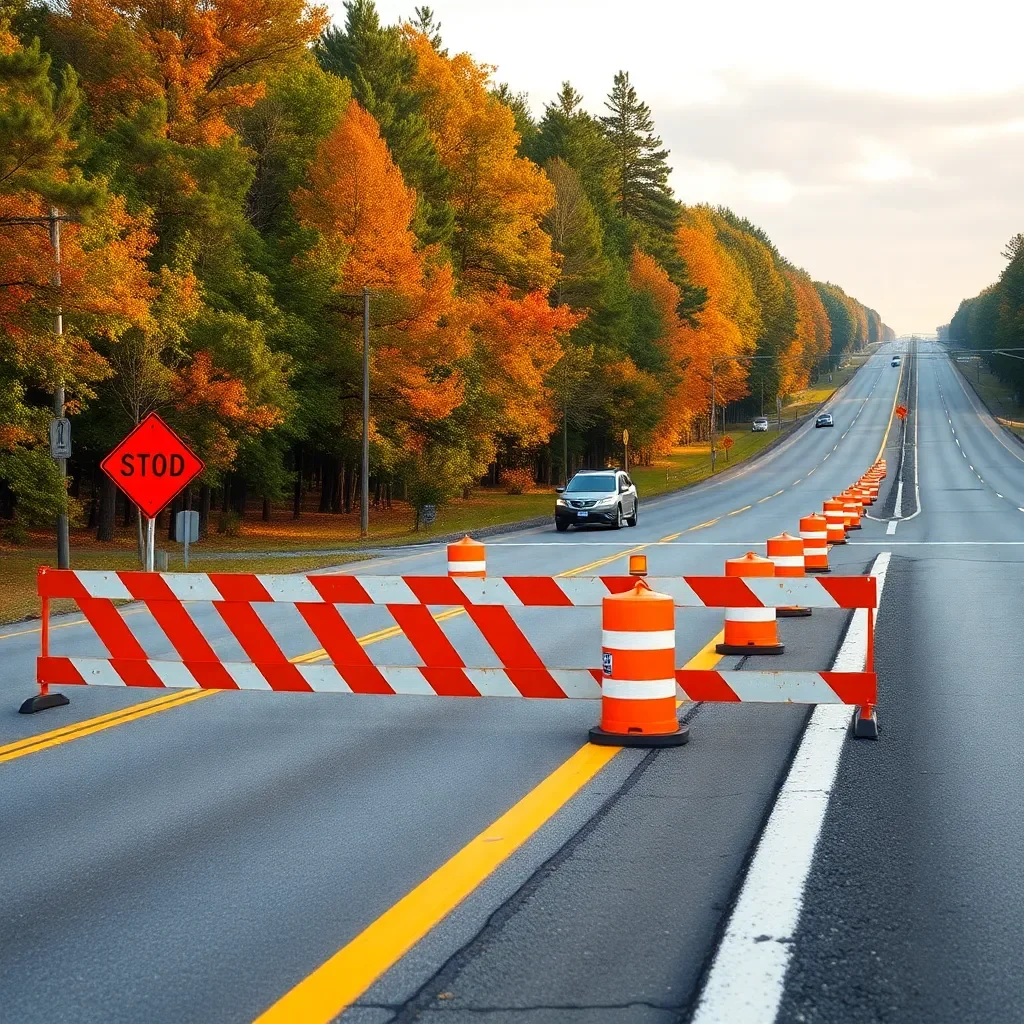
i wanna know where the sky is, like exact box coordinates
[351,0,1024,334]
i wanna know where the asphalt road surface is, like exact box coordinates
[2,339,1020,1023]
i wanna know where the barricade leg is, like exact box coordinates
[852,604,879,739]
[589,580,688,747]
[20,571,70,714]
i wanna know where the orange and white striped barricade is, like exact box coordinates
[716,552,784,655]
[823,499,847,545]
[768,532,811,617]
[800,514,830,573]
[589,580,688,747]
[448,535,485,578]
[27,568,880,741]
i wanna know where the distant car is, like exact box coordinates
[815,413,834,428]
[555,469,638,531]
[891,356,901,367]
[752,417,769,432]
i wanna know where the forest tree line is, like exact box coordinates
[0,0,892,538]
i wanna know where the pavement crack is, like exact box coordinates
[379,705,707,1024]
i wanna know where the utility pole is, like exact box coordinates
[51,208,69,570]
[563,406,569,486]
[361,286,370,538]
[710,361,716,473]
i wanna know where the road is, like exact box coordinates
[2,339,1021,1023]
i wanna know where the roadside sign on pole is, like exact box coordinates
[622,429,629,446]
[49,417,71,459]
[100,412,204,521]
[721,436,734,450]
[176,509,200,569]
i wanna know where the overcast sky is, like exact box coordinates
[356,0,1024,334]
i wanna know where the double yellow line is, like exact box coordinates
[0,689,212,764]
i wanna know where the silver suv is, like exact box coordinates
[555,470,638,531]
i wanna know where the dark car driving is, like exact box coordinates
[555,470,638,531]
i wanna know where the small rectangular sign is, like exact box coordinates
[49,417,71,459]
[602,651,613,676]
[175,509,199,543]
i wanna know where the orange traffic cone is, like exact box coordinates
[800,514,830,573]
[716,552,784,655]
[447,536,486,578]
[823,499,847,544]
[589,580,688,747]
[768,532,811,617]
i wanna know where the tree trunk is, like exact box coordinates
[199,485,211,540]
[374,476,382,507]
[343,464,354,515]
[262,496,271,521]
[96,474,116,542]
[292,445,303,519]
[232,479,247,517]
[168,496,180,540]
[333,459,346,514]
[319,457,334,513]
[86,463,99,529]
[221,486,229,513]
[121,490,131,527]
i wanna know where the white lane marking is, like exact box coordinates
[997,493,1004,499]
[792,479,802,485]
[690,551,890,1024]
[886,519,898,535]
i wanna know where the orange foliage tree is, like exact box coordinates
[53,0,329,143]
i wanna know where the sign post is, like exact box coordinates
[101,413,204,571]
[622,429,629,472]
[176,509,200,569]
[721,435,735,462]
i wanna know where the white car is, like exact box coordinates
[752,417,769,432]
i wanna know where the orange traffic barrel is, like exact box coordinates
[767,532,811,617]
[800,514,830,573]
[447,535,485,578]
[715,552,784,655]
[840,493,862,530]
[589,580,688,747]
[823,499,847,544]
[861,476,880,500]
[874,461,887,478]
[855,483,874,506]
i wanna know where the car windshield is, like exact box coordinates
[566,474,616,493]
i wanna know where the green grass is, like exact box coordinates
[0,551,369,626]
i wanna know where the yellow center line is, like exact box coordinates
[253,631,726,1024]
[659,532,682,542]
[727,505,752,516]
[0,607,145,642]
[875,357,905,461]
[0,690,213,764]
[687,517,720,531]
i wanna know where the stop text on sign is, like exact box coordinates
[118,453,188,477]
[100,412,205,520]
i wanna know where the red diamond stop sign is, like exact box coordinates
[100,412,204,520]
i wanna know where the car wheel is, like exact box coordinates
[612,505,623,530]
[627,505,638,527]
[556,520,569,532]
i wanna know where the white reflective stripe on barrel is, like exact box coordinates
[769,555,803,568]
[448,560,486,574]
[601,629,675,651]
[800,531,827,540]
[601,678,677,700]
[724,607,776,622]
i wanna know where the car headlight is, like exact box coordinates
[556,498,567,506]
[595,496,617,507]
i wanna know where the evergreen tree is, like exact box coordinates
[600,71,678,238]
[315,0,454,246]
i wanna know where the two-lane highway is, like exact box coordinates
[1,344,920,1024]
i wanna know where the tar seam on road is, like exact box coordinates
[689,551,892,1024]
[253,633,725,1024]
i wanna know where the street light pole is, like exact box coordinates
[50,208,69,570]
[710,361,716,473]
[361,286,370,539]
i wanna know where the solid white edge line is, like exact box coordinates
[690,551,891,1024]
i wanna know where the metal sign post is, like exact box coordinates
[49,418,71,459]
[622,429,629,472]
[175,509,200,569]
